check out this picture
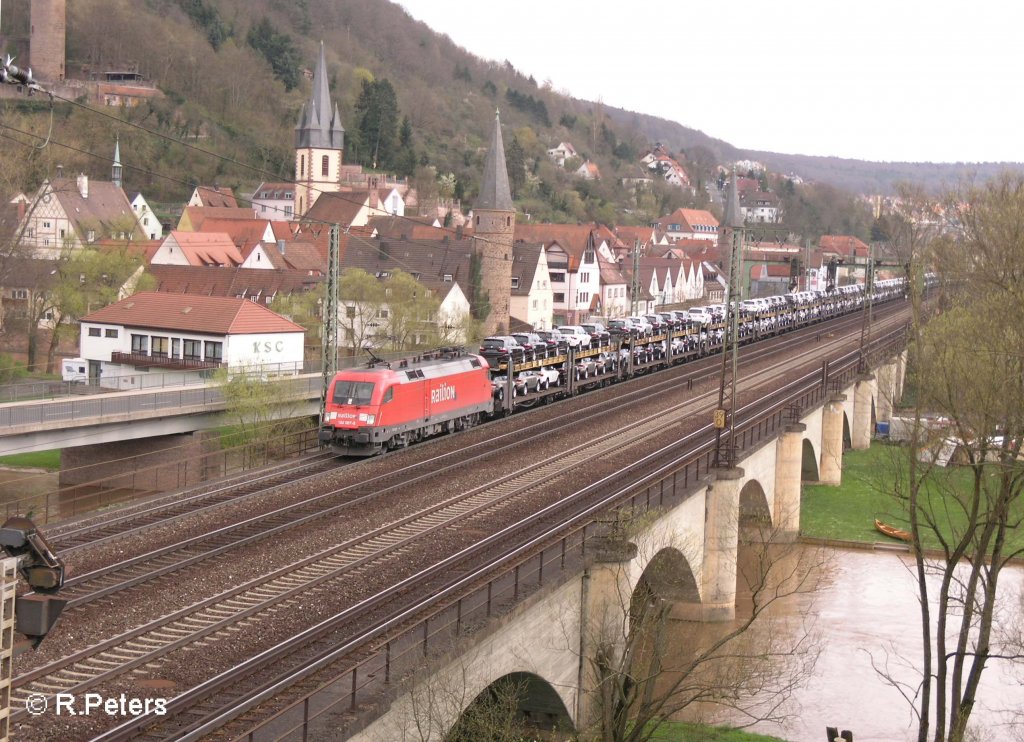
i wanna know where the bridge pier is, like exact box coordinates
[773,423,806,540]
[852,373,876,450]
[701,467,744,622]
[819,394,847,485]
[579,537,637,730]
[59,431,219,495]
[875,361,897,424]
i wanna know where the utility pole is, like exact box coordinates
[630,238,641,316]
[858,242,875,373]
[320,224,340,422]
[713,170,744,469]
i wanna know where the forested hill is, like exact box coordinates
[0,0,1017,215]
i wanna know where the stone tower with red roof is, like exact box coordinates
[473,111,515,335]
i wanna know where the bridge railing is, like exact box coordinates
[168,328,910,742]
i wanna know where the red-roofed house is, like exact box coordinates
[819,235,870,260]
[151,231,243,267]
[656,208,719,244]
[188,186,239,209]
[575,160,601,180]
[79,292,305,388]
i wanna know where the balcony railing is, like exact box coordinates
[110,351,225,371]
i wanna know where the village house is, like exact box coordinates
[513,224,609,325]
[546,142,577,167]
[187,186,239,209]
[18,173,145,259]
[509,242,554,331]
[655,208,720,244]
[249,182,296,220]
[77,292,305,389]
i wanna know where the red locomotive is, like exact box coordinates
[319,349,494,456]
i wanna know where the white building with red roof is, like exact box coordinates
[79,292,305,389]
[151,231,244,267]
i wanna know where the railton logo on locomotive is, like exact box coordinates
[430,382,457,404]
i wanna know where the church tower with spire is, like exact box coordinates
[294,41,345,217]
[473,111,516,335]
[112,136,122,189]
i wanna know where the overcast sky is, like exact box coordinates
[396,0,1023,164]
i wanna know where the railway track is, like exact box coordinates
[96,321,908,742]
[10,305,910,741]
[38,305,896,616]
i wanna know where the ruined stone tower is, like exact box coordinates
[29,0,66,83]
[473,110,515,335]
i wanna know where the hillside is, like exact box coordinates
[1,0,1020,232]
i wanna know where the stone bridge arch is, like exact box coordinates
[448,671,575,739]
[801,439,820,481]
[631,546,701,623]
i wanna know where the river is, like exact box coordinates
[666,546,1024,742]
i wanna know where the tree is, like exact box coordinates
[379,271,441,350]
[353,78,402,170]
[883,172,1024,742]
[43,227,154,373]
[338,268,387,354]
[505,136,526,198]
[579,513,824,742]
[246,17,302,91]
[270,285,326,362]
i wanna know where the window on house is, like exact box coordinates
[285,192,293,199]
[151,336,169,357]
[183,339,201,360]
[284,205,293,216]
[554,292,565,303]
[321,155,329,177]
[511,277,520,289]
[443,274,453,282]
[550,272,565,283]
[204,341,223,362]
[87,230,96,243]
[131,334,148,354]
[377,308,389,319]
[43,221,51,228]
[105,328,118,339]
[59,229,65,239]
[345,306,356,319]
[12,289,27,299]
[300,155,305,178]
[88,327,101,337]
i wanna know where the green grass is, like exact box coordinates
[800,442,1020,549]
[647,721,789,741]
[0,450,61,471]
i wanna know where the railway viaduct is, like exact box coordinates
[248,345,907,742]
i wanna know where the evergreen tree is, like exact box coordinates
[246,17,302,91]
[353,79,401,170]
[506,136,526,198]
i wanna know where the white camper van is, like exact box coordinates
[61,358,88,383]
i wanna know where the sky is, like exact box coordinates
[395,1,1024,164]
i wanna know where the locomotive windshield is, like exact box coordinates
[332,380,375,405]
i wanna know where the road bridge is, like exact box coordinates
[222,333,907,742]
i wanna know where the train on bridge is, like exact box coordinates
[319,278,918,456]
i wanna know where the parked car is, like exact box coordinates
[580,322,611,344]
[511,332,547,360]
[536,329,570,353]
[688,306,714,325]
[608,318,640,336]
[556,325,593,349]
[594,352,616,374]
[643,314,667,333]
[574,355,597,379]
[627,316,654,335]
[492,373,528,398]
[518,367,560,392]
[479,336,526,363]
